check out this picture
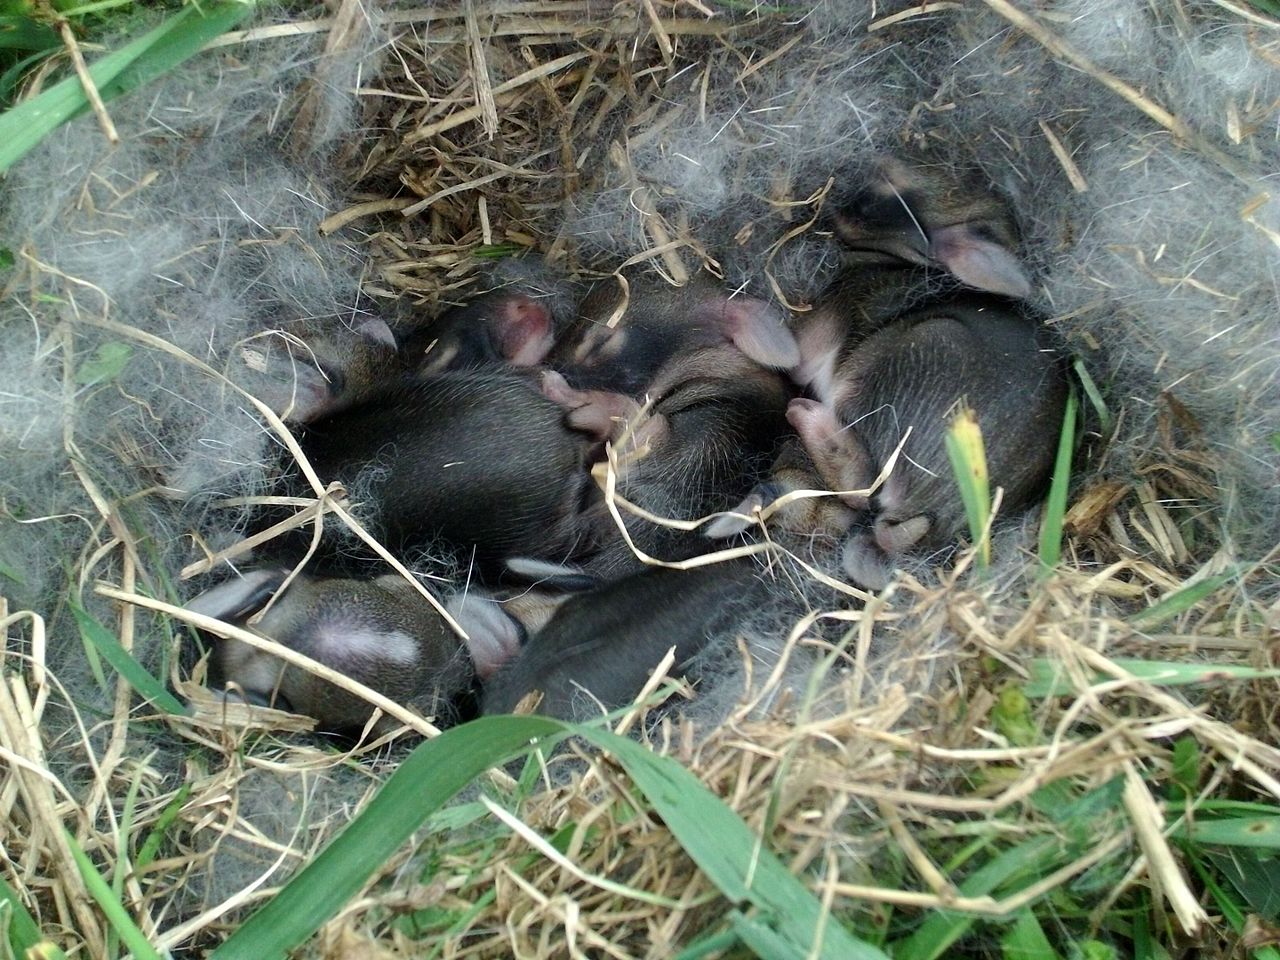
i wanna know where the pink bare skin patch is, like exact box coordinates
[498,296,555,366]
[786,398,874,511]
[873,513,931,556]
[792,307,844,401]
[541,370,647,443]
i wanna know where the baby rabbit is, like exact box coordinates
[185,568,489,735]
[480,560,764,720]
[404,260,581,374]
[288,366,595,577]
[767,160,1067,587]
[540,273,799,576]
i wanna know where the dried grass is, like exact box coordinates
[2,1,1278,957]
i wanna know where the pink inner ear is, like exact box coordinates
[498,296,554,366]
[705,297,801,369]
[929,225,1032,299]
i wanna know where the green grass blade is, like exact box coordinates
[57,0,139,17]
[893,836,1061,960]
[93,1,255,103]
[1001,908,1061,960]
[69,602,188,716]
[671,929,741,959]
[575,726,887,960]
[219,715,886,960]
[731,909,811,959]
[1129,572,1237,629]
[1024,657,1280,697]
[64,828,162,960]
[945,405,992,570]
[134,782,191,873]
[0,874,43,956]
[1039,387,1078,575]
[213,715,568,960]
[0,1,254,173]
[1174,817,1280,850]
[1071,358,1111,436]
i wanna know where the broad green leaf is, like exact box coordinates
[74,340,132,385]
[0,1,254,173]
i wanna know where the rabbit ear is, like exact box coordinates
[929,224,1032,299]
[494,294,555,366]
[356,318,397,349]
[541,371,632,441]
[252,360,338,423]
[873,513,931,556]
[702,297,800,369]
[184,568,288,622]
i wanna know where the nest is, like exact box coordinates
[2,1,1279,957]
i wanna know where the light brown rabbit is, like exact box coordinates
[186,568,488,734]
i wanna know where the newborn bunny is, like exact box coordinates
[734,160,1069,587]
[480,560,764,720]
[541,272,799,576]
[186,568,487,735]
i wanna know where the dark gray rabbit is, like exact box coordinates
[480,560,764,720]
[725,160,1069,588]
[245,311,596,577]
[403,260,581,374]
[540,273,799,576]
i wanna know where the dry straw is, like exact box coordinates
[2,0,1278,957]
